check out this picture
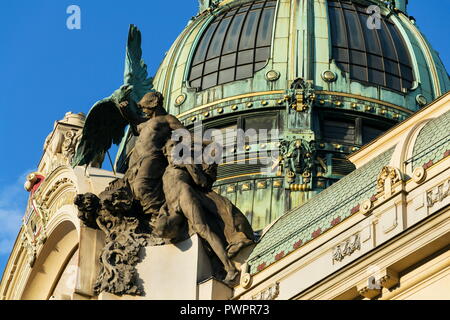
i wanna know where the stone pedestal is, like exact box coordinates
[75,227,105,297]
[136,234,213,299]
[198,278,233,300]
[95,234,258,300]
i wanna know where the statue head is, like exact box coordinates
[75,193,100,213]
[118,85,133,101]
[138,91,166,118]
[74,193,101,228]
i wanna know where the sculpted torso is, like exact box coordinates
[129,114,182,168]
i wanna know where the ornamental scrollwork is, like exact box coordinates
[376,166,402,196]
[287,78,316,113]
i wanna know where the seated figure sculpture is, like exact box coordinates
[72,25,255,296]
[153,139,254,284]
[75,92,255,293]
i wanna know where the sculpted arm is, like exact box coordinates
[118,101,146,135]
[185,164,209,189]
[166,114,185,131]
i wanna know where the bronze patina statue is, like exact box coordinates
[74,25,255,296]
[71,24,154,168]
[155,139,254,283]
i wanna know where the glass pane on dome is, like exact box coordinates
[236,64,253,80]
[254,61,267,71]
[329,6,347,48]
[189,0,276,90]
[377,21,398,60]
[328,0,414,92]
[255,47,270,62]
[238,49,254,65]
[239,9,262,50]
[257,7,275,47]
[204,58,220,74]
[220,53,236,69]
[192,22,219,65]
[223,13,246,54]
[343,9,364,51]
[358,14,381,55]
[219,68,235,84]
[207,17,232,59]
[203,72,218,89]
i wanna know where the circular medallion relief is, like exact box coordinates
[416,94,428,107]
[175,94,186,107]
[265,70,280,81]
[322,70,337,82]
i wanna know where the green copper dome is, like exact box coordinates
[153,0,449,116]
[120,0,450,232]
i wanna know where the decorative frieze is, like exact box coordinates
[47,191,77,219]
[332,233,361,263]
[251,282,280,300]
[39,177,75,209]
[427,179,449,208]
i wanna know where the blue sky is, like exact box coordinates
[0,0,449,277]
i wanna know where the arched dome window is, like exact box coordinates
[328,0,414,93]
[189,0,277,90]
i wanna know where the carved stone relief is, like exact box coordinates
[427,179,449,208]
[251,282,280,300]
[332,233,361,263]
[376,166,402,198]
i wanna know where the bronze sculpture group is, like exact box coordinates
[73,25,254,296]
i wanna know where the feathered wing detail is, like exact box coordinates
[124,24,153,105]
[72,24,152,168]
[71,99,128,167]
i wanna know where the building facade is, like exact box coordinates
[1,0,449,300]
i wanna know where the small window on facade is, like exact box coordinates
[328,0,414,93]
[244,114,278,142]
[244,114,277,132]
[323,118,356,145]
[208,124,238,147]
[189,0,277,90]
[362,125,385,144]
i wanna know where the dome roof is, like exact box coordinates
[153,0,450,121]
[117,0,450,232]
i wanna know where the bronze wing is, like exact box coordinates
[71,98,128,167]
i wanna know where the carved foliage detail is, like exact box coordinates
[21,233,37,267]
[94,212,150,296]
[74,181,161,296]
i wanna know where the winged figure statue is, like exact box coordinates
[72,24,153,168]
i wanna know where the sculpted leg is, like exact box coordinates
[178,186,238,283]
[130,155,167,215]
